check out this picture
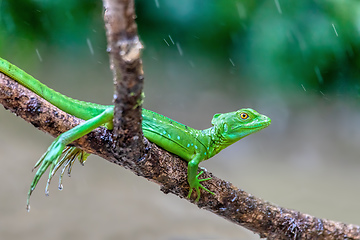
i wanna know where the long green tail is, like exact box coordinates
[0,57,110,120]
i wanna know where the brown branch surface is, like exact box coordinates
[103,0,146,169]
[1,73,360,239]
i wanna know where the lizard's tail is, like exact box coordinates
[0,57,109,120]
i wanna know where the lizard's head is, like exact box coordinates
[211,108,271,145]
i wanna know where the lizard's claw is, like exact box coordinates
[26,138,89,211]
[187,171,214,202]
[56,147,89,191]
[27,138,64,211]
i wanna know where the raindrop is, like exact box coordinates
[314,66,324,84]
[229,58,235,66]
[35,49,42,62]
[236,2,246,19]
[301,84,306,91]
[176,42,183,56]
[87,38,94,55]
[274,0,282,14]
[332,23,338,37]
[154,0,159,8]
[163,39,170,46]
[168,35,175,45]
[45,179,51,196]
[26,205,30,212]
[58,183,63,191]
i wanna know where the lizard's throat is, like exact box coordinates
[207,126,232,156]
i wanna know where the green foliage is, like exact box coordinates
[0,0,359,96]
[0,0,104,55]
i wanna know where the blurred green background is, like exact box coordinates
[1,0,360,239]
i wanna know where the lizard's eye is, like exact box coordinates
[240,112,249,119]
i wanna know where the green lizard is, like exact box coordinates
[0,57,271,209]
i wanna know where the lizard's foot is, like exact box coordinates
[187,171,214,202]
[27,138,64,211]
[26,139,89,211]
[56,147,90,191]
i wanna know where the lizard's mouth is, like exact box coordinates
[251,116,271,129]
[233,118,271,131]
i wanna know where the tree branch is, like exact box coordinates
[1,73,360,239]
[103,0,146,168]
[1,0,360,239]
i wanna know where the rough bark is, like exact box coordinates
[103,0,146,172]
[0,0,359,239]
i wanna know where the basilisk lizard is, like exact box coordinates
[0,57,271,210]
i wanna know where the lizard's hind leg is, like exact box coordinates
[54,146,90,191]
[26,108,114,211]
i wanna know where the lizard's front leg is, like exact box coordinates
[187,155,214,202]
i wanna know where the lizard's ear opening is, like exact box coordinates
[211,113,221,126]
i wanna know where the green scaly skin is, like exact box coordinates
[0,57,271,210]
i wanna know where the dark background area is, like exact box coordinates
[1,1,360,239]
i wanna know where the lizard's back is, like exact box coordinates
[142,109,204,162]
